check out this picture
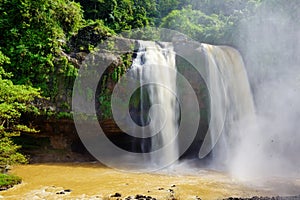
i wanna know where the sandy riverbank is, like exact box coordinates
[1,163,299,200]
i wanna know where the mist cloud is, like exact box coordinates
[229,1,300,180]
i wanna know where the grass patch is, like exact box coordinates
[0,173,22,190]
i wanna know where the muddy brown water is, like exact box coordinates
[0,163,295,200]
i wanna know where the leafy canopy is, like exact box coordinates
[75,0,156,32]
[160,7,226,44]
[0,0,84,95]
[0,51,41,166]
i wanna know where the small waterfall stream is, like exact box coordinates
[128,40,179,165]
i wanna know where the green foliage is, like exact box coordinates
[131,0,157,27]
[0,137,28,166]
[98,90,112,120]
[159,0,262,45]
[0,74,41,135]
[97,53,132,120]
[0,0,84,95]
[111,54,131,82]
[0,173,21,187]
[0,51,10,67]
[160,7,226,44]
[68,19,115,53]
[0,51,41,166]
[56,111,73,119]
[157,0,181,20]
[76,0,155,32]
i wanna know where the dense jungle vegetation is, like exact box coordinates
[0,0,299,175]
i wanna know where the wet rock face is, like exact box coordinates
[50,134,68,149]
[17,118,96,163]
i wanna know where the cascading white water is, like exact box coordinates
[129,40,179,165]
[200,44,256,169]
[127,40,256,171]
[200,43,300,184]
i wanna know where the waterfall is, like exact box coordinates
[199,44,255,169]
[111,39,255,170]
[128,40,179,166]
[126,40,256,169]
[74,31,298,177]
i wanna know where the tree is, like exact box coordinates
[157,0,181,20]
[75,0,155,32]
[160,7,226,44]
[0,51,41,166]
[0,0,84,96]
